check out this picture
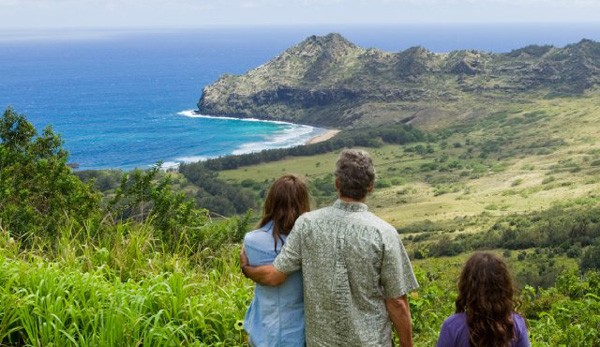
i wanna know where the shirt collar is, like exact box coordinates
[260,220,274,233]
[333,199,368,212]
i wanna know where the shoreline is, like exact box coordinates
[306,129,341,145]
[187,110,341,146]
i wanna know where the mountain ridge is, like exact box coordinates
[197,34,600,128]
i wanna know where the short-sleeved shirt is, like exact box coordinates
[243,221,305,347]
[273,199,419,347]
[436,312,530,347]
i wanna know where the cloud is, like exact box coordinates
[0,0,598,29]
[2,0,598,8]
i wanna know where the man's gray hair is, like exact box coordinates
[335,149,375,200]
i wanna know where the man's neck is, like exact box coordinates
[339,195,366,203]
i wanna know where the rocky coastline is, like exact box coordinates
[197,34,600,129]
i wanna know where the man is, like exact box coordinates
[241,149,419,347]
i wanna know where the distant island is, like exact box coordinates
[197,33,600,129]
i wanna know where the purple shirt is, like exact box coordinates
[436,312,530,347]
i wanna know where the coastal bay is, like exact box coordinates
[3,25,600,169]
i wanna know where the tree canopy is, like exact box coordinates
[0,107,100,243]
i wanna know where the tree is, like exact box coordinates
[107,165,211,249]
[0,107,100,243]
[580,242,600,273]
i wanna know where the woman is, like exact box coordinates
[437,252,530,347]
[242,174,310,347]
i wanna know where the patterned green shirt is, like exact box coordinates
[273,199,419,347]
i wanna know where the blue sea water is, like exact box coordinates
[1,24,599,170]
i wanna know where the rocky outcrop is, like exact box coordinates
[197,34,600,128]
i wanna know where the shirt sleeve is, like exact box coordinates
[380,230,419,298]
[272,216,304,274]
[243,231,278,266]
[435,318,454,347]
[514,314,531,347]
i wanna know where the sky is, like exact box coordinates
[1,0,600,29]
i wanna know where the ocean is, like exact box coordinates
[1,24,599,170]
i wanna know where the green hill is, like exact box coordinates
[198,34,600,128]
[214,93,600,274]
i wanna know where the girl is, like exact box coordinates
[437,252,530,347]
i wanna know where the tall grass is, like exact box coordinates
[0,222,599,346]
[0,219,253,346]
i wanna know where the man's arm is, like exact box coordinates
[240,246,287,286]
[385,295,413,347]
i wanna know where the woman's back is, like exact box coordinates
[243,221,304,347]
[437,312,529,347]
[242,174,309,347]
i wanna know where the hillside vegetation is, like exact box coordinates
[218,93,600,218]
[216,93,600,275]
[2,31,600,344]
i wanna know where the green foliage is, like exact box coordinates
[76,169,124,192]
[406,203,600,267]
[428,235,466,257]
[0,242,252,346]
[512,178,524,186]
[522,272,600,346]
[581,241,600,273]
[107,166,211,249]
[474,204,600,253]
[0,181,255,345]
[407,268,454,346]
[0,107,100,244]
[542,176,556,184]
[1,218,599,346]
[3,103,600,345]
[305,173,336,206]
[197,124,426,171]
[513,250,572,289]
[179,164,257,216]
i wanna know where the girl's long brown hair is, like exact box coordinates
[258,175,310,252]
[455,252,517,347]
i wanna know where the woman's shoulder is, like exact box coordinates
[244,223,279,265]
[443,312,467,325]
[244,229,271,245]
[512,312,529,332]
[512,313,531,346]
[437,313,468,347]
[244,221,273,242]
[512,312,526,322]
[244,222,274,248]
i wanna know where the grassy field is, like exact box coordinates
[219,94,600,234]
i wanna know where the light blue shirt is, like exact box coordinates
[243,221,305,347]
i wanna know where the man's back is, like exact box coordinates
[274,199,419,347]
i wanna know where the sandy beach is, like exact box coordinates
[306,129,341,145]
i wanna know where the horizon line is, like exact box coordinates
[2,21,600,31]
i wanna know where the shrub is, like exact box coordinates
[0,108,100,244]
[581,243,600,273]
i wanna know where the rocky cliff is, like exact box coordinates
[197,34,600,128]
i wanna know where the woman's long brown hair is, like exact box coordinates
[258,175,310,252]
[455,252,517,347]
